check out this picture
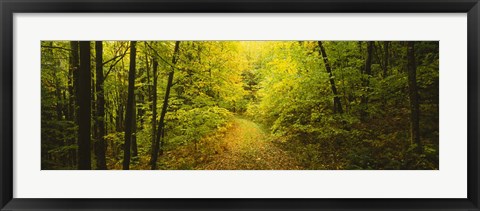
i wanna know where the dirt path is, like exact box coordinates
[198,117,302,170]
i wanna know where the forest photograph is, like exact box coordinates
[41,41,439,170]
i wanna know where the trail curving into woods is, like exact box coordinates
[198,117,302,170]
[41,41,439,170]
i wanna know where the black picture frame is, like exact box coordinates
[1,0,479,210]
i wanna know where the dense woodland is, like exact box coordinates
[41,41,439,170]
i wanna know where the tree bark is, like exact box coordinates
[317,41,343,114]
[145,43,151,102]
[407,41,421,152]
[150,58,158,158]
[91,67,96,148]
[360,41,374,120]
[131,96,138,157]
[365,42,373,76]
[150,41,181,170]
[78,41,91,170]
[123,41,137,170]
[384,41,389,78]
[69,41,79,166]
[67,43,76,121]
[382,41,390,108]
[94,41,107,170]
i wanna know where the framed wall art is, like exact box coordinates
[1,0,479,210]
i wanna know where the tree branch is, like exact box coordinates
[145,42,179,70]
[41,45,71,52]
[102,42,129,65]
[102,44,130,82]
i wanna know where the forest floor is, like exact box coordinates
[196,117,303,170]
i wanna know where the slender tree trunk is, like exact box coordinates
[123,41,137,170]
[67,44,75,121]
[139,44,150,129]
[342,60,349,113]
[372,42,384,71]
[360,41,374,120]
[150,58,158,157]
[365,42,374,76]
[91,68,96,147]
[150,41,181,170]
[117,104,124,132]
[54,77,62,120]
[317,41,343,114]
[145,43,151,102]
[159,127,165,156]
[62,90,68,119]
[78,41,91,170]
[47,42,64,121]
[407,41,421,152]
[382,41,390,108]
[70,41,79,166]
[71,41,80,116]
[131,97,138,157]
[94,41,107,170]
[384,41,389,78]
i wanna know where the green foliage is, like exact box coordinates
[166,106,232,146]
[244,41,439,170]
[41,41,439,170]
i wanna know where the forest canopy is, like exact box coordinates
[41,41,439,170]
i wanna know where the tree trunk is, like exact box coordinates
[382,41,390,108]
[131,97,138,157]
[407,41,421,152]
[384,41,389,78]
[78,41,91,170]
[67,43,76,121]
[69,41,79,166]
[150,58,158,157]
[150,41,181,170]
[146,43,151,102]
[91,66,96,150]
[47,42,63,121]
[317,41,343,114]
[94,41,107,170]
[360,41,374,120]
[117,104,124,132]
[365,41,374,76]
[159,127,165,156]
[123,41,137,170]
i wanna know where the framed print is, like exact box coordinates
[1,0,479,210]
